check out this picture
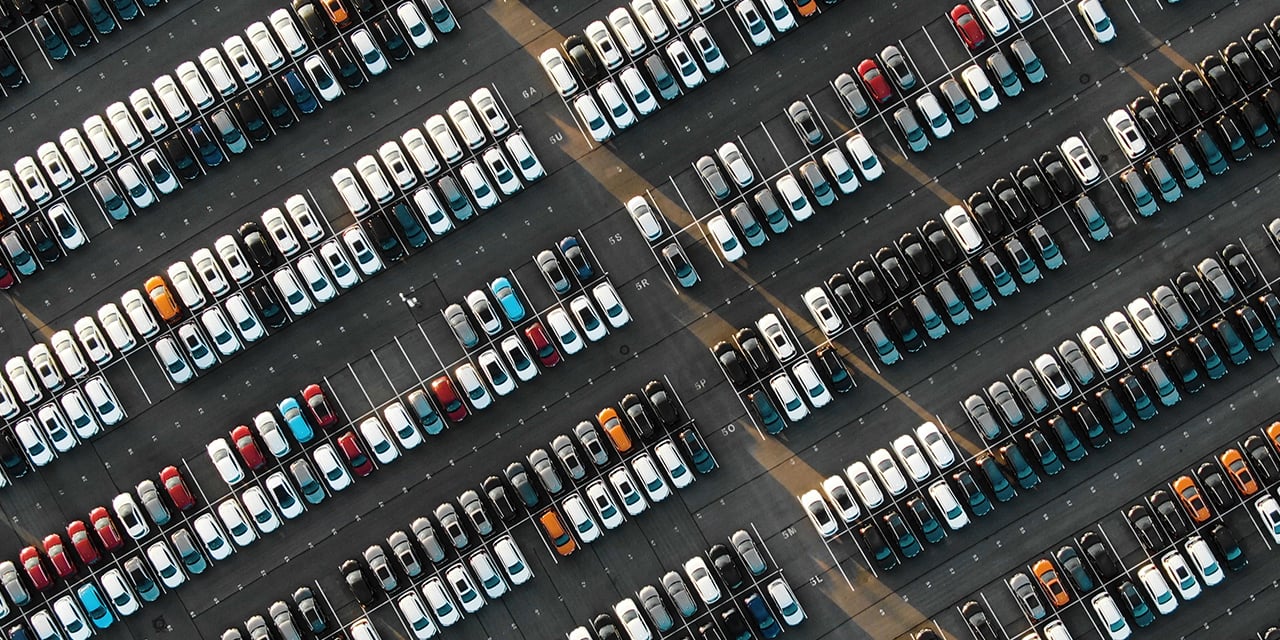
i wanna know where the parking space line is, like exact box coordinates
[668,177,723,268]
[1057,0,1095,51]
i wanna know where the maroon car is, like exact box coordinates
[337,431,374,477]
[431,375,468,423]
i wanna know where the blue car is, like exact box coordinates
[282,70,318,114]
[278,397,314,443]
[662,243,698,288]
[187,123,225,168]
[78,582,115,629]
[1029,224,1064,270]
[744,593,781,639]
[490,277,526,322]
[558,236,594,281]
[750,391,784,435]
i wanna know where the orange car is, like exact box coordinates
[597,407,632,454]
[539,510,576,556]
[1267,421,1280,453]
[1220,448,1258,495]
[144,276,181,323]
[791,0,817,17]
[1032,559,1069,607]
[1172,475,1211,522]
[319,0,351,27]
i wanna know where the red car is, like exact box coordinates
[230,425,267,470]
[88,507,123,552]
[19,546,51,590]
[65,521,101,566]
[42,534,75,579]
[0,262,14,290]
[430,375,468,423]
[337,431,374,477]
[524,322,561,367]
[950,4,987,51]
[302,384,338,428]
[857,59,893,104]
[160,466,196,511]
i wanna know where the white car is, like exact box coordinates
[455,363,492,410]
[1106,109,1147,159]
[975,0,1011,36]
[605,8,648,57]
[50,330,87,379]
[356,155,395,204]
[769,372,808,422]
[915,422,956,469]
[84,376,124,426]
[791,360,831,408]
[105,103,144,152]
[207,438,244,486]
[690,26,725,74]
[591,281,631,328]
[265,472,305,519]
[113,492,150,540]
[868,448,908,495]
[73,317,112,366]
[101,568,140,615]
[168,261,207,311]
[706,214,744,262]
[504,132,544,181]
[1256,495,1280,543]
[297,255,337,303]
[127,88,169,138]
[584,20,624,70]
[574,94,614,142]
[631,0,671,43]
[1090,592,1131,640]
[943,205,984,254]
[447,100,487,149]
[683,556,721,604]
[46,203,85,251]
[191,249,230,297]
[562,494,600,543]
[157,334,195,382]
[483,148,522,196]
[1125,297,1167,345]
[776,174,813,221]
[343,227,384,276]
[928,479,970,529]
[761,0,796,31]
[0,377,16,420]
[378,141,419,191]
[632,452,671,501]
[6,356,42,405]
[425,114,464,164]
[539,48,579,97]
[478,350,516,395]
[217,498,257,547]
[82,116,121,164]
[15,418,53,466]
[598,80,637,130]
[1059,136,1101,185]
[145,540,186,589]
[397,591,439,640]
[58,128,98,176]
[822,147,859,194]
[1080,325,1120,372]
[608,467,648,516]
[413,188,453,236]
[1032,354,1073,400]
[619,67,658,116]
[246,21,285,70]
[315,242,358,292]
[52,595,90,640]
[422,577,462,626]
[756,314,795,361]
[614,599,651,640]
[820,475,861,522]
[844,463,885,506]
[241,486,281,534]
[500,336,539,382]
[273,267,315,316]
[37,142,76,190]
[28,350,61,397]
[961,64,1000,112]
[627,195,663,241]
[1102,311,1143,358]
[175,62,214,110]
[802,287,842,336]
[254,412,289,459]
[269,8,309,57]
[332,168,371,216]
[223,35,262,83]
[586,479,625,529]
[1137,563,1178,614]
[891,434,932,482]
[845,134,883,181]
[383,401,423,450]
[215,235,255,283]
[397,1,438,49]
[303,54,344,102]
[460,161,498,210]
[1078,0,1116,43]
[655,440,693,488]
[666,40,705,88]
[225,293,266,342]
[285,194,325,241]
[351,29,389,75]
[313,443,353,491]
[799,489,836,537]
[117,162,156,208]
[767,578,805,626]
[444,564,484,613]
[1160,549,1201,600]
[716,142,754,187]
[403,128,443,178]
[262,208,300,256]
[193,513,234,560]
[198,48,239,96]
[1184,536,1223,586]
[36,404,76,453]
[97,303,137,352]
[152,74,194,123]
[569,295,608,341]
[916,92,953,138]
[547,308,584,354]
[14,157,51,205]
[736,0,774,47]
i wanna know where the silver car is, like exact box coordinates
[528,448,563,495]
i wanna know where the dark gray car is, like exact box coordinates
[459,489,493,537]
[696,155,730,200]
[787,101,824,145]
[528,448,563,495]
[834,73,870,118]
[445,303,478,349]
[963,394,1001,440]
[552,434,587,480]
[880,45,916,91]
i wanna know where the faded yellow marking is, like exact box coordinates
[884,149,962,207]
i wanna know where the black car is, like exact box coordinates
[293,0,332,40]
[826,272,866,320]
[1152,83,1196,132]
[620,393,657,441]
[899,231,935,279]
[966,191,1006,238]
[340,559,376,605]
[1222,42,1264,91]
[363,212,405,263]
[328,44,365,89]
[1126,504,1165,553]
[256,81,296,130]
[1118,374,1156,421]
[1163,346,1204,393]
[875,247,912,294]
[709,543,745,590]
[233,95,272,143]
[1117,581,1154,628]
[591,613,622,640]
[1215,112,1252,162]
[22,216,59,263]
[239,221,280,270]
[371,17,410,61]
[712,341,750,387]
[0,1,12,30]
[1261,292,1280,333]
[859,522,897,571]
[962,601,998,640]
[1150,489,1190,539]
[953,468,992,515]
[1071,401,1109,448]
[482,475,518,521]
[1177,68,1219,116]
[992,177,1030,225]
[885,306,923,353]
[51,2,93,49]
[1054,545,1094,592]
[1078,531,1120,580]
[853,260,890,306]
[1197,461,1237,510]
[1246,29,1280,78]
[922,220,961,267]
[1238,100,1275,148]
[815,347,854,393]
[564,35,602,84]
[0,430,29,479]
[0,41,20,90]
[679,428,714,474]
[1209,522,1248,571]
[1221,243,1259,291]
[160,135,201,181]
[1014,164,1054,212]
[719,607,751,640]
[643,379,680,427]
[1129,95,1171,145]
[1037,150,1078,199]
[734,327,775,375]
[1200,54,1242,103]
[247,283,288,329]
[1245,434,1280,484]
[1264,88,1280,125]
[1175,271,1213,318]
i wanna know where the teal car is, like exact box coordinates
[2,232,36,276]
[1141,359,1181,407]
[1192,128,1229,175]
[954,470,992,516]
[1050,415,1087,462]
[1010,38,1046,83]
[894,107,930,153]
[662,243,699,288]
[1237,306,1274,352]
[935,280,972,325]
[1025,430,1063,475]
[754,188,790,234]
[750,391,784,435]
[1213,319,1250,365]
[78,582,115,629]
[731,203,768,247]
[1094,388,1134,435]
[978,455,1016,502]
[980,252,1018,297]
[912,294,947,339]
[1005,238,1041,285]
[490,277,526,322]
[909,499,945,544]
[1121,170,1159,217]
[1168,143,1205,189]
[1028,224,1063,270]
[278,397,314,444]
[392,202,429,249]
[865,320,902,365]
[1074,195,1112,241]
[1119,375,1157,421]
[1000,443,1040,490]
[1189,333,1227,380]
[959,266,994,311]
[885,512,922,558]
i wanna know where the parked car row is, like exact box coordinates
[0,0,461,290]
[566,529,804,640]
[1101,18,1280,218]
[0,372,123,476]
[24,0,164,66]
[204,382,338,487]
[714,314,854,435]
[329,87,542,223]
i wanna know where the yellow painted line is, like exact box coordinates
[1155,41,1195,72]
[1122,65,1156,93]
[883,149,962,207]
